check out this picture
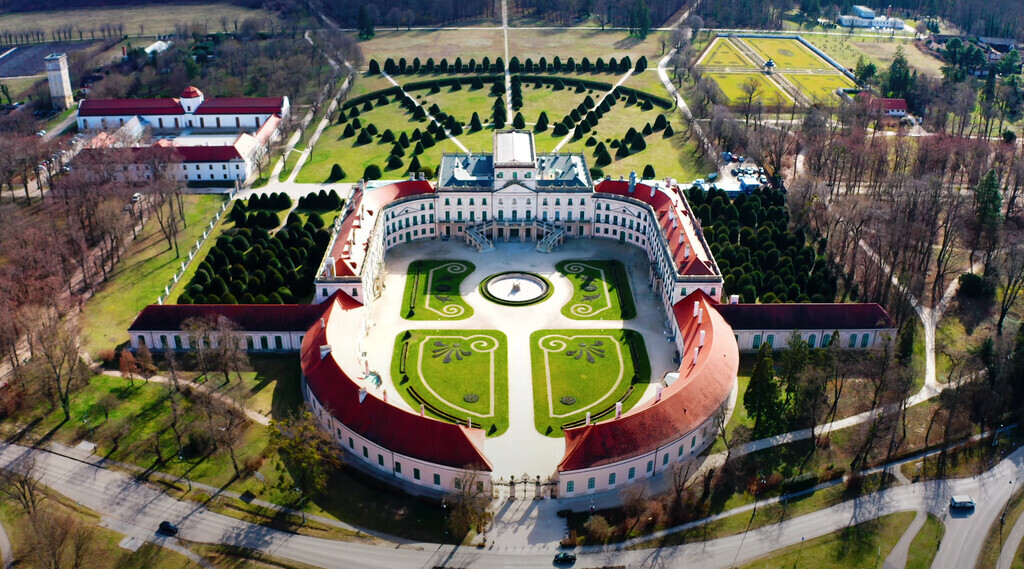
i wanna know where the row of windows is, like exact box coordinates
[387,202,434,220]
[385,227,436,247]
[440,197,589,207]
[389,214,435,231]
[182,164,242,171]
[565,435,704,493]
[137,332,295,351]
[751,333,872,350]
[350,435,444,485]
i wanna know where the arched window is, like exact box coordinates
[807,334,816,348]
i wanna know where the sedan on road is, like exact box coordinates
[158,521,179,536]
[554,551,577,564]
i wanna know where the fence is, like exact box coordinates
[155,198,231,305]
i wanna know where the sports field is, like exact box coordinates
[530,329,650,437]
[742,37,833,70]
[556,260,636,320]
[706,72,793,106]
[785,74,856,102]
[402,260,475,320]
[392,329,509,436]
[697,36,755,68]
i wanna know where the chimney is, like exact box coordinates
[319,345,331,360]
[628,170,637,192]
[698,307,703,324]
[585,412,591,426]
[700,330,706,347]
[320,317,325,328]
[615,401,623,418]
[358,387,367,403]
[420,404,425,417]
[650,186,656,198]
[730,294,740,305]
[467,417,472,429]
[383,390,388,403]
[656,385,663,402]
[693,301,699,318]
[684,244,690,259]
[693,346,700,365]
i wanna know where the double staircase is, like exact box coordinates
[462,219,567,253]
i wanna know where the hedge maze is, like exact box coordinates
[690,186,838,303]
[177,192,333,305]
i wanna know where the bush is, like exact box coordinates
[363,164,383,180]
[589,167,603,179]
[386,155,404,170]
[367,59,380,74]
[643,164,655,179]
[513,112,525,129]
[308,212,325,229]
[958,273,995,298]
[328,163,345,182]
[356,129,372,144]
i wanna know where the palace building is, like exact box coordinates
[77,86,289,184]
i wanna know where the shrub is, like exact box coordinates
[552,123,568,136]
[631,134,646,152]
[242,455,265,477]
[386,155,404,170]
[380,129,395,143]
[407,155,422,174]
[643,164,655,179]
[367,59,380,74]
[362,100,373,112]
[356,129,372,144]
[615,143,630,159]
[642,122,653,136]
[513,112,525,129]
[308,212,325,229]
[363,164,383,180]
[328,163,345,182]
[663,123,674,137]
[589,167,603,179]
[654,114,667,130]
[958,273,995,298]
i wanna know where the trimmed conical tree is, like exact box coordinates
[329,164,345,181]
[470,112,482,131]
[342,123,355,138]
[386,155,404,170]
[615,143,630,159]
[536,111,549,132]
[363,164,382,180]
[356,129,372,144]
[407,155,422,174]
[643,164,655,179]
[513,112,525,129]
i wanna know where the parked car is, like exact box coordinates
[731,155,739,163]
[35,130,46,137]
[737,155,746,163]
[554,551,577,564]
[707,172,719,181]
[158,521,179,535]
[130,192,141,203]
[730,168,739,177]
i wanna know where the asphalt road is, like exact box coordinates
[2,441,1022,568]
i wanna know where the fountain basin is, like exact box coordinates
[479,271,552,306]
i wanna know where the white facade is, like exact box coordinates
[303,380,491,497]
[732,328,892,352]
[838,14,905,28]
[129,328,305,353]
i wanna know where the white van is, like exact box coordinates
[950,495,975,509]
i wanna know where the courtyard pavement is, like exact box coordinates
[363,238,681,485]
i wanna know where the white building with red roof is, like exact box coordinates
[77,86,289,185]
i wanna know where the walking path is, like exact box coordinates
[883,509,926,569]
[379,70,469,153]
[501,0,512,119]
[98,370,271,426]
[0,517,11,569]
[551,69,634,152]
[999,496,1024,569]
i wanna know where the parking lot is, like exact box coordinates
[687,152,766,195]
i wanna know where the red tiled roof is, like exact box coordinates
[595,180,716,277]
[181,86,204,98]
[301,294,492,471]
[858,92,908,113]
[329,181,436,278]
[169,144,244,162]
[194,97,286,115]
[558,290,738,471]
[128,303,327,332]
[79,98,184,117]
[713,302,895,331]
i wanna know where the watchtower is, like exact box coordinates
[44,53,73,110]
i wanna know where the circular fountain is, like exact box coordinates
[479,271,552,306]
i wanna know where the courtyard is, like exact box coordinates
[362,238,677,480]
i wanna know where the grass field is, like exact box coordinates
[742,37,833,70]
[506,29,670,62]
[698,36,755,68]
[80,195,226,356]
[803,35,944,77]
[906,514,945,569]
[0,74,41,100]
[734,512,915,569]
[531,328,650,437]
[0,3,278,37]
[705,72,794,105]
[392,329,508,436]
[556,259,636,320]
[357,29,505,64]
[402,260,476,320]
[785,73,856,102]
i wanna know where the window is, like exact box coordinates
[457,198,462,205]
[362,447,368,458]
[752,334,762,349]
[445,198,450,205]
[628,467,636,480]
[861,334,870,348]
[482,198,487,205]
[662,454,669,466]
[678,445,685,457]
[808,334,816,349]
[567,481,575,493]
[587,477,595,490]
[568,198,574,206]
[433,473,441,485]
[646,460,654,473]
[543,198,548,206]
[580,199,586,205]
[413,468,421,480]
[348,437,354,449]
[849,334,858,348]
[395,462,402,473]
[378,454,384,466]
[711,288,716,296]
[691,436,697,448]
[469,198,475,205]
[766,334,774,348]
[608,473,616,485]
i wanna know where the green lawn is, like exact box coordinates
[392,329,508,436]
[402,260,475,320]
[906,514,945,569]
[785,73,856,103]
[80,194,226,356]
[705,72,794,106]
[555,259,636,320]
[741,37,834,70]
[698,37,756,68]
[506,29,670,61]
[530,328,650,436]
[734,511,915,569]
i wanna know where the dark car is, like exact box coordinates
[554,551,577,564]
[158,521,179,536]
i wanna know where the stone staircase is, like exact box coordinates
[465,223,494,252]
[536,225,565,253]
